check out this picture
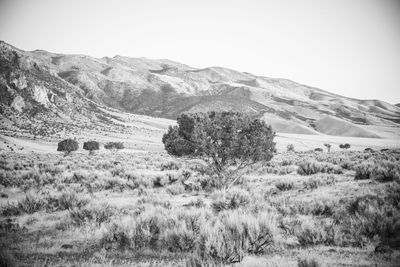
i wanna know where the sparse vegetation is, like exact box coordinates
[0,145,399,266]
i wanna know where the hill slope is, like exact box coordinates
[1,41,399,139]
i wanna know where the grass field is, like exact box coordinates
[1,147,399,266]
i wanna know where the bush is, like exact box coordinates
[46,191,89,211]
[298,257,320,267]
[297,160,342,175]
[355,161,400,182]
[83,141,100,155]
[162,112,276,189]
[100,207,277,265]
[160,161,181,171]
[57,139,78,155]
[339,143,351,150]
[275,181,294,191]
[287,144,295,152]
[297,160,322,175]
[211,188,251,212]
[70,203,115,226]
[1,193,46,216]
[104,142,124,152]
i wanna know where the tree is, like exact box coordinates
[162,112,276,189]
[287,144,295,152]
[339,143,351,150]
[314,148,323,152]
[57,139,78,155]
[83,141,100,155]
[104,142,124,152]
[324,143,331,152]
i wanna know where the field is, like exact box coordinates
[1,143,400,266]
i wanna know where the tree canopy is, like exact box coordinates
[162,112,276,189]
[57,139,78,155]
[83,141,100,154]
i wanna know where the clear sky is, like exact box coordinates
[1,0,400,104]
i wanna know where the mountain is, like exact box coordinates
[1,40,400,140]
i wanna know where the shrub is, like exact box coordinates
[314,148,323,152]
[83,141,100,155]
[339,143,351,150]
[162,112,276,189]
[275,181,294,191]
[287,144,295,152]
[57,139,78,155]
[303,178,319,190]
[160,161,181,171]
[1,193,46,216]
[354,163,373,180]
[355,161,400,182]
[46,191,89,211]
[70,203,115,226]
[297,160,322,175]
[100,207,277,265]
[211,188,251,212]
[298,257,320,267]
[297,161,342,175]
[372,161,400,182]
[104,142,124,152]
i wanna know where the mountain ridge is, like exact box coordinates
[1,40,399,139]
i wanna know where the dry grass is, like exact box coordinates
[0,149,399,266]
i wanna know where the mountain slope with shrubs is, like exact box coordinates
[1,41,399,139]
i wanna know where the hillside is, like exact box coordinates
[1,41,400,139]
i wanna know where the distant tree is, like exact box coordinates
[339,143,351,150]
[314,148,323,152]
[57,139,78,155]
[324,143,331,152]
[104,142,124,152]
[162,111,276,189]
[364,147,374,153]
[287,144,295,152]
[83,141,100,155]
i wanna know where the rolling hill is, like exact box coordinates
[1,40,399,140]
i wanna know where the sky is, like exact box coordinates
[1,0,400,104]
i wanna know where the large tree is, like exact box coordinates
[162,112,276,189]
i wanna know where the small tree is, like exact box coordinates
[339,143,351,150]
[287,144,295,152]
[57,139,78,155]
[324,143,331,152]
[314,148,323,152]
[104,142,124,153]
[162,112,276,189]
[83,141,100,155]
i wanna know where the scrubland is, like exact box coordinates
[0,149,399,266]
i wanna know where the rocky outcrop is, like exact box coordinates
[11,95,25,112]
[29,85,50,107]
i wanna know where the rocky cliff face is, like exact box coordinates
[1,41,400,138]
